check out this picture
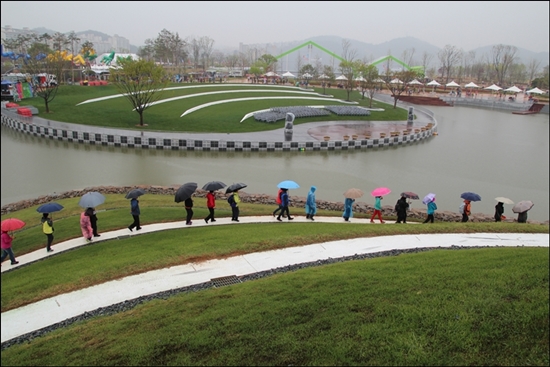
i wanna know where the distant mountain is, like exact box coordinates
[468,45,549,66]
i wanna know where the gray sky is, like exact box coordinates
[2,1,549,52]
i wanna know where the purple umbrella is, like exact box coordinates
[422,193,436,205]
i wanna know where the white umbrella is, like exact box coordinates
[390,78,403,84]
[446,81,460,87]
[408,79,423,85]
[335,75,348,81]
[504,86,522,93]
[484,84,502,91]
[282,71,295,78]
[302,73,313,79]
[318,74,329,79]
[374,78,385,83]
[464,82,479,88]
[526,87,544,94]
[354,76,366,82]
[265,71,279,77]
[426,80,441,86]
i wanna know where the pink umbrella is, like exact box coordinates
[371,187,391,197]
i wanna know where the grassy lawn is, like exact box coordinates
[17,83,408,132]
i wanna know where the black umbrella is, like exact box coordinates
[225,182,247,194]
[175,182,198,203]
[125,188,146,199]
[202,181,226,191]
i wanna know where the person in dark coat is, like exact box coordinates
[277,189,293,221]
[87,207,100,237]
[395,196,410,223]
[184,196,194,225]
[494,202,505,222]
[128,198,141,232]
[517,211,528,223]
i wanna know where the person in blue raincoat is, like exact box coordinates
[305,186,317,220]
[343,198,355,221]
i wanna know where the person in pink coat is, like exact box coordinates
[1,230,19,265]
[80,210,93,242]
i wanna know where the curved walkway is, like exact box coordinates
[1,214,548,344]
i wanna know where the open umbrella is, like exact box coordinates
[225,182,247,194]
[36,202,64,213]
[495,197,514,205]
[504,86,522,93]
[1,218,26,232]
[460,192,481,202]
[512,200,534,214]
[446,81,460,87]
[202,181,226,191]
[125,188,146,199]
[344,188,364,199]
[526,87,544,94]
[174,182,198,203]
[422,193,436,205]
[335,75,348,81]
[400,191,419,200]
[282,71,295,78]
[78,191,106,208]
[277,180,300,189]
[371,187,391,197]
[484,84,502,91]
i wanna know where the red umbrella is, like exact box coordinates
[1,218,26,232]
[371,187,391,197]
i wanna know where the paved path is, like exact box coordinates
[1,215,548,343]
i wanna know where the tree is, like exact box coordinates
[23,47,64,113]
[438,45,463,83]
[357,62,379,107]
[339,39,358,101]
[490,44,517,86]
[67,31,80,83]
[383,69,417,109]
[527,58,542,85]
[109,59,169,126]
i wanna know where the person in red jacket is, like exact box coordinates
[1,230,19,265]
[204,190,217,223]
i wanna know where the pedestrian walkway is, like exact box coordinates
[1,215,548,344]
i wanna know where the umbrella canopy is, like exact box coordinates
[277,180,300,189]
[265,71,279,77]
[446,81,460,87]
[484,84,502,91]
[422,193,436,205]
[225,182,247,194]
[282,71,295,78]
[354,76,366,82]
[400,191,419,200]
[512,200,534,213]
[426,80,441,86]
[78,191,106,208]
[504,85,522,93]
[335,75,348,81]
[408,79,423,85]
[174,182,198,203]
[390,78,403,84]
[343,188,364,199]
[318,74,329,79]
[464,82,479,88]
[125,188,146,199]
[302,73,313,79]
[526,87,544,94]
[371,187,391,197]
[373,78,386,83]
[202,181,226,192]
[1,218,26,232]
[36,202,64,213]
[460,192,482,202]
[494,197,514,205]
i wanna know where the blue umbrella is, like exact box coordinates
[277,180,300,189]
[36,202,64,213]
[461,192,481,202]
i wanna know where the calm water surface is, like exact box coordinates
[1,106,548,221]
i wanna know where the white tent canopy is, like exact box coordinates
[446,81,460,87]
[335,75,348,80]
[302,73,313,79]
[526,87,544,94]
[282,71,295,78]
[464,82,479,88]
[484,84,502,91]
[373,78,385,83]
[504,86,522,93]
[354,76,366,82]
[390,78,403,84]
[265,71,280,77]
[426,80,441,86]
[318,74,329,79]
[408,79,423,85]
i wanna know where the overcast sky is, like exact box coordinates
[2,1,548,52]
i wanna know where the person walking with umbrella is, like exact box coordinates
[204,191,217,224]
[343,197,355,222]
[305,186,317,221]
[228,189,241,222]
[272,188,284,218]
[277,189,294,221]
[395,195,409,223]
[370,196,385,223]
[1,229,19,265]
[494,202,505,222]
[184,195,194,225]
[41,213,55,252]
[128,198,142,232]
[88,208,100,237]
[80,209,93,242]
[422,195,437,224]
[461,200,472,222]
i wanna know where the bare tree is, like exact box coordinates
[420,51,434,80]
[67,31,80,83]
[23,47,64,113]
[401,48,416,70]
[200,36,214,71]
[490,44,517,86]
[527,58,542,85]
[339,39,358,101]
[438,45,463,83]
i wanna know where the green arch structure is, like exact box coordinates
[274,41,424,75]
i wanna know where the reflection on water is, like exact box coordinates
[1,106,548,222]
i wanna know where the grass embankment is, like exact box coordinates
[18,83,407,132]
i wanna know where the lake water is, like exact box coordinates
[1,106,548,222]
